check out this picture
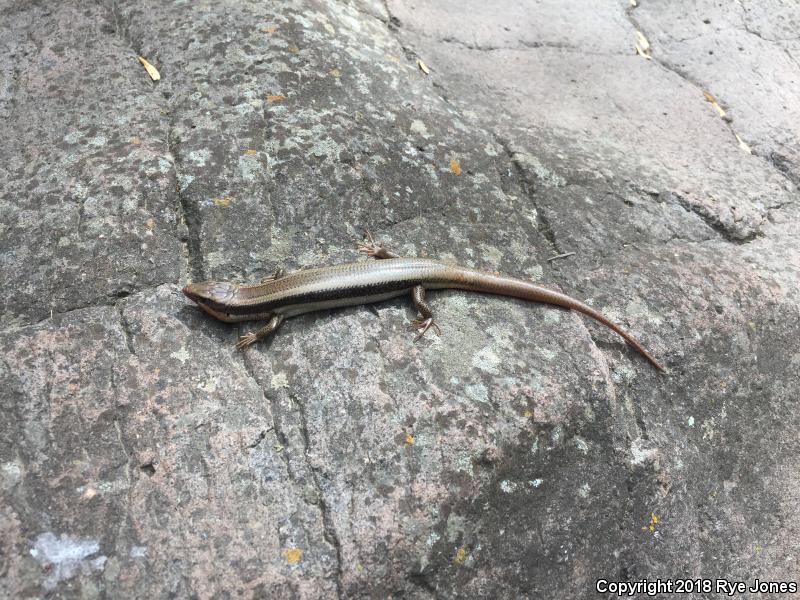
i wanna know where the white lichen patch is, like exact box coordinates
[500,480,518,493]
[187,148,212,167]
[238,153,266,183]
[472,345,501,374]
[30,532,107,591]
[410,119,430,138]
[479,244,504,269]
[271,372,290,389]
[464,382,489,404]
[170,347,191,364]
[1,461,22,489]
[514,152,566,188]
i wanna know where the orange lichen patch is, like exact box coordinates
[213,197,233,207]
[266,95,286,103]
[244,149,258,155]
[131,136,141,145]
[138,56,161,81]
[260,26,278,34]
[641,512,659,533]
[453,547,467,565]
[284,547,303,564]
[405,433,415,445]
[449,159,461,175]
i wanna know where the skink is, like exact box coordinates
[182,234,665,372]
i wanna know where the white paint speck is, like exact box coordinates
[687,416,695,427]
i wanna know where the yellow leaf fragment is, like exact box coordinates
[244,149,258,155]
[284,548,303,564]
[138,56,161,81]
[405,433,414,445]
[453,547,467,565]
[266,95,285,103]
[145,218,156,230]
[328,67,341,78]
[703,91,726,118]
[449,159,461,175]
[131,136,141,145]
[417,59,430,74]
[734,133,752,154]
[260,26,278,34]
[213,196,233,206]
[288,46,300,54]
[522,409,533,418]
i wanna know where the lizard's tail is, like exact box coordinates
[440,268,666,373]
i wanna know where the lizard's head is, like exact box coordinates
[182,281,238,304]
[182,281,239,322]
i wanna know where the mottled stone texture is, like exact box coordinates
[1,0,798,598]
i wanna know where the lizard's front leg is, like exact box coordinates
[236,314,285,350]
[357,230,400,259]
[409,285,440,340]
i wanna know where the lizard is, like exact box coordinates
[182,233,665,372]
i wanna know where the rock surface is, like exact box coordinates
[1,0,798,597]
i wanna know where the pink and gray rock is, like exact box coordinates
[1,0,798,597]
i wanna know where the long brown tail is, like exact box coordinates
[447,269,666,372]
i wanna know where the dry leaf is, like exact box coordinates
[453,547,467,566]
[138,56,161,81]
[703,91,726,117]
[213,196,233,206]
[260,26,278,34]
[405,433,414,445]
[266,95,285,103]
[328,68,341,78]
[449,159,461,175]
[244,149,258,155]
[734,133,752,154]
[417,59,430,74]
[288,46,300,54]
[131,136,141,145]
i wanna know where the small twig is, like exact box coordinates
[547,251,576,262]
